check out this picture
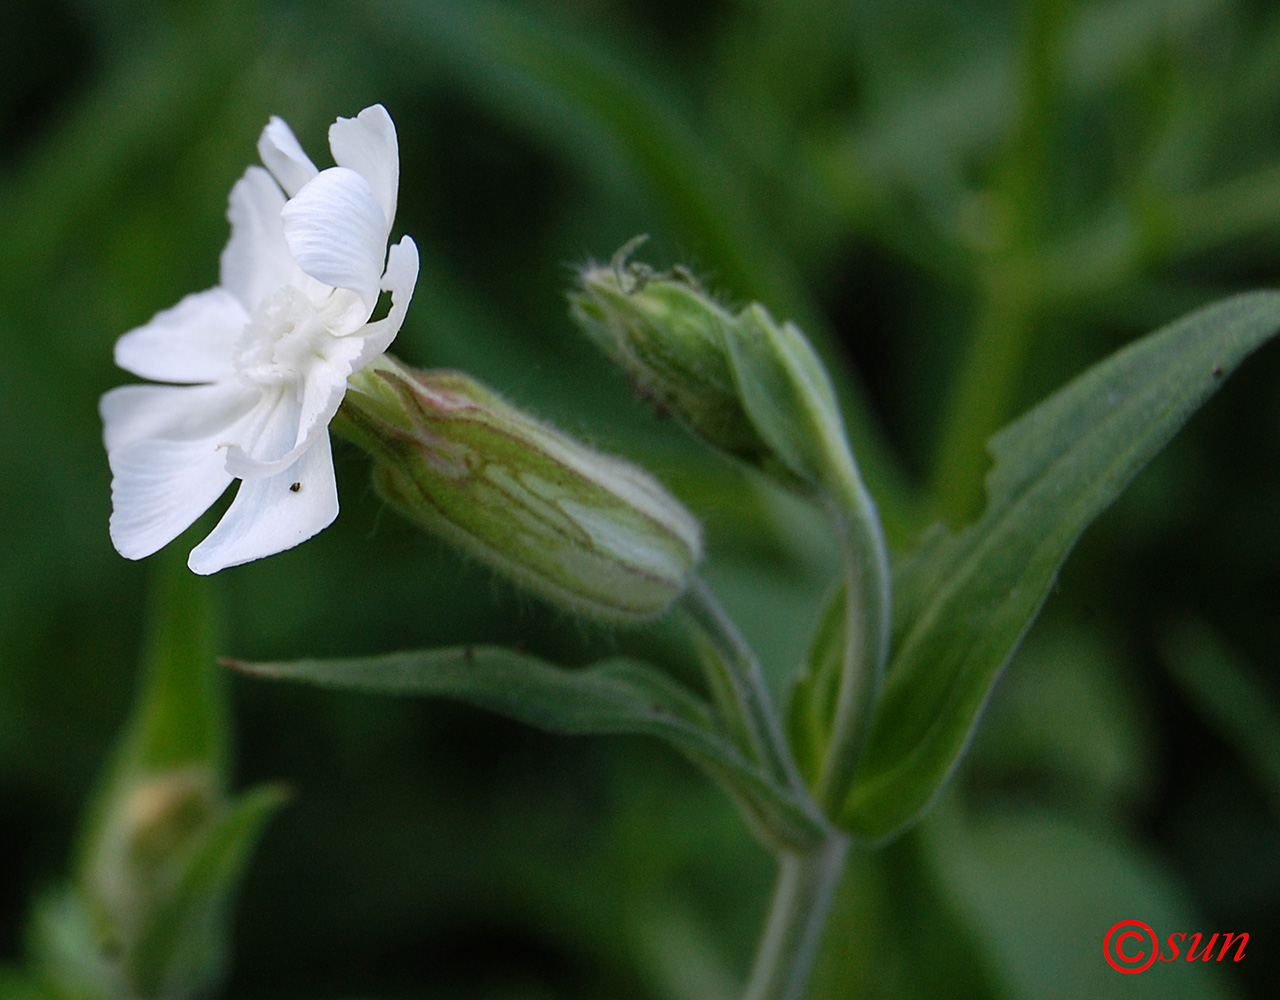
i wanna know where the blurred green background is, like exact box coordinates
[2,0,1278,997]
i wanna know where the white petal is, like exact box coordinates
[188,431,339,574]
[320,287,373,337]
[107,436,235,561]
[222,333,366,480]
[114,289,247,384]
[101,381,257,452]
[294,335,369,450]
[282,166,387,312]
[257,116,319,197]
[348,237,420,367]
[223,239,419,481]
[224,239,418,481]
[219,167,309,312]
[328,104,398,229]
[223,387,302,476]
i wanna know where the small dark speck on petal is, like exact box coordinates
[1212,364,1224,379]
[289,482,301,492]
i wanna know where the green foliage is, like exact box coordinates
[24,557,284,1000]
[4,0,1280,997]
[925,805,1242,1000]
[0,966,55,1000]
[845,292,1280,841]
[1164,623,1280,820]
[787,585,847,790]
[232,646,825,854]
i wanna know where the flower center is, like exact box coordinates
[233,286,333,389]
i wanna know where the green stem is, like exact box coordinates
[930,0,1065,522]
[743,835,849,1000]
[812,472,892,815]
[929,268,1034,523]
[682,578,848,1000]
[681,577,809,800]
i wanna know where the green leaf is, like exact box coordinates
[1162,621,1280,820]
[232,646,826,852]
[127,784,288,998]
[843,290,1280,841]
[786,583,847,787]
[925,807,1241,1000]
[26,888,105,1000]
[721,307,851,493]
[29,786,287,1000]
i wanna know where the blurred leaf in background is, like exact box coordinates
[2,0,1278,997]
[12,552,284,999]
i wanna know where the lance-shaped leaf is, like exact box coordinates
[842,291,1280,841]
[786,583,848,788]
[231,646,827,853]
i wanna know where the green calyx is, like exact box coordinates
[339,357,704,623]
[569,242,863,502]
[570,248,768,460]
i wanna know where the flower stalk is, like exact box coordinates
[681,579,848,1000]
[571,244,896,998]
[679,578,810,804]
[744,835,850,1000]
[811,473,892,815]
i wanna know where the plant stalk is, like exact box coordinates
[743,834,849,1000]
[683,578,852,1000]
[812,473,892,815]
[681,576,810,800]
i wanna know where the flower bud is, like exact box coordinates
[339,357,703,622]
[84,767,220,932]
[571,243,862,502]
[569,252,768,459]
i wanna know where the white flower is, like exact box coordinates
[101,105,419,574]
